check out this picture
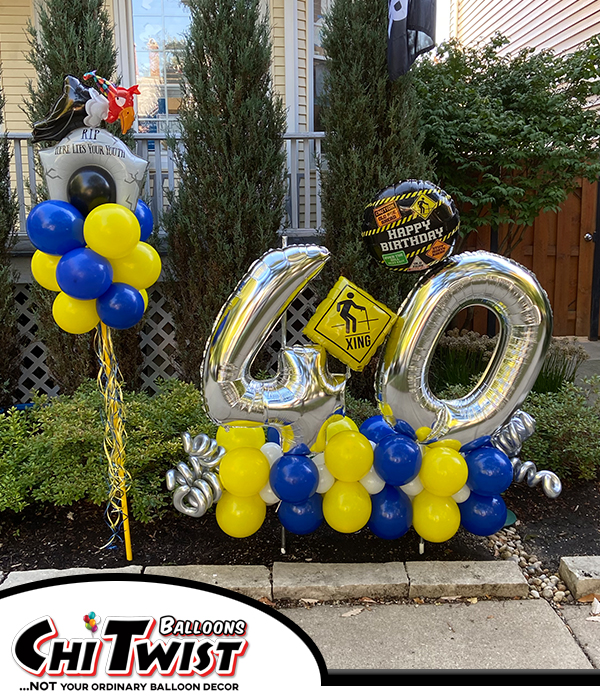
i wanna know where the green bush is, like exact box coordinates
[429,329,496,394]
[0,380,214,523]
[520,379,600,481]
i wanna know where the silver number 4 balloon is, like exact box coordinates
[202,245,346,448]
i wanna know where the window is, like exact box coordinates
[131,0,190,133]
[313,0,331,132]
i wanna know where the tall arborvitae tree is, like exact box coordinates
[163,0,287,386]
[318,0,434,400]
[319,0,434,306]
[24,0,143,393]
[0,69,22,408]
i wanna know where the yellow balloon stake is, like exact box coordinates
[96,322,133,561]
[412,490,460,543]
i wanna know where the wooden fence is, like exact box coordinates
[460,179,598,337]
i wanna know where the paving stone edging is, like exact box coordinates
[0,559,533,601]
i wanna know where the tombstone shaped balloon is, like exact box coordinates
[202,245,346,448]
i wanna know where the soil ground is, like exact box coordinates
[0,479,597,572]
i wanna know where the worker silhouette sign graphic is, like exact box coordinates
[304,277,397,372]
[337,292,367,334]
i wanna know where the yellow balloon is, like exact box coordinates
[219,447,270,497]
[84,204,140,259]
[52,293,99,334]
[323,481,372,533]
[311,414,343,452]
[109,242,162,289]
[140,288,149,311]
[31,250,61,291]
[416,426,432,442]
[434,439,462,452]
[216,492,266,538]
[326,416,358,442]
[324,430,373,482]
[216,425,265,451]
[419,447,468,497]
[412,490,460,542]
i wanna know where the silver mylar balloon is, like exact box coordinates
[166,432,224,518]
[377,251,553,444]
[492,410,562,499]
[202,245,346,447]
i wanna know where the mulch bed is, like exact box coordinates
[0,479,598,572]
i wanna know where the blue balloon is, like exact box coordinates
[278,493,323,535]
[56,248,113,300]
[26,200,85,255]
[466,447,513,496]
[266,427,280,445]
[286,443,311,456]
[270,454,318,503]
[373,433,422,486]
[359,415,395,444]
[459,492,507,536]
[368,485,412,540]
[393,420,417,441]
[460,435,493,455]
[135,200,154,242]
[96,283,145,330]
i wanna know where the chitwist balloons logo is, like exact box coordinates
[0,575,325,698]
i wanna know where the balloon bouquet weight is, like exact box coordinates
[27,73,161,560]
[169,180,561,553]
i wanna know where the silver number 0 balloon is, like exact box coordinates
[202,245,346,447]
[377,251,553,444]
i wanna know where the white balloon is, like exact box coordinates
[260,442,284,466]
[359,466,386,495]
[452,484,471,503]
[400,475,424,497]
[259,481,280,505]
[312,453,335,494]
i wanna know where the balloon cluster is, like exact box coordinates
[27,196,159,334]
[211,415,514,544]
[83,611,100,633]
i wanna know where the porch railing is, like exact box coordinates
[3,131,326,243]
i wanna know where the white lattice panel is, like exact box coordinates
[13,284,317,401]
[139,286,179,392]
[14,284,59,403]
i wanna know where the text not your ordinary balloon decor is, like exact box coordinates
[171,240,558,547]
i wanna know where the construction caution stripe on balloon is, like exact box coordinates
[304,276,397,372]
[362,180,460,272]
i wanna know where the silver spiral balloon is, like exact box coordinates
[377,251,553,444]
[492,411,562,499]
[202,245,346,447]
[166,432,224,518]
[491,409,536,457]
[511,457,562,499]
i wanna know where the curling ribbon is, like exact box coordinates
[492,410,562,499]
[96,322,133,560]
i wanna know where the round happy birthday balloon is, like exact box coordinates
[362,180,459,273]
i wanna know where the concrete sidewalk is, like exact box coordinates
[1,559,598,671]
[284,599,596,670]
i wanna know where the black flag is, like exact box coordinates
[387,0,436,81]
